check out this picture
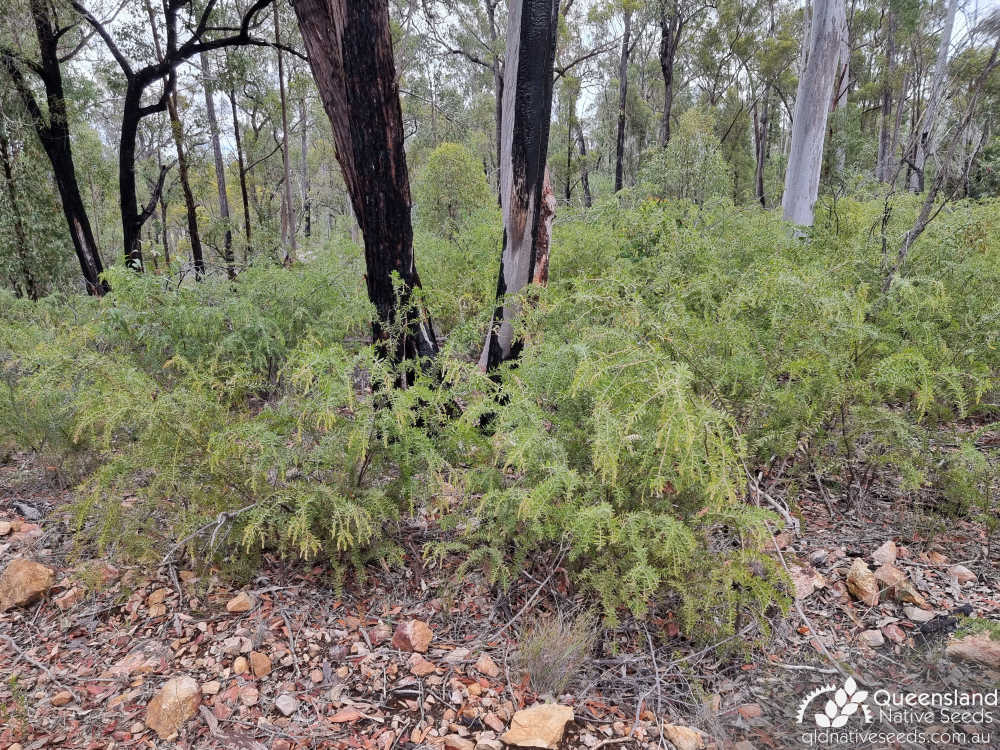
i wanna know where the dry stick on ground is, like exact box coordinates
[1,634,76,692]
[491,545,568,640]
[765,521,853,681]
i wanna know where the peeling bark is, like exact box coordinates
[478,0,559,371]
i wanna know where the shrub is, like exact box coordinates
[412,142,494,237]
[638,108,729,204]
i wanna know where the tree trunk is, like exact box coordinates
[1,0,108,294]
[577,123,592,207]
[614,7,633,192]
[294,0,439,366]
[658,3,681,146]
[911,0,957,192]
[781,0,845,226]
[275,5,297,264]
[227,82,253,261]
[753,86,770,207]
[201,52,235,279]
[478,0,559,371]
[167,79,205,279]
[299,95,311,238]
[0,121,38,299]
[876,10,896,183]
[832,6,850,176]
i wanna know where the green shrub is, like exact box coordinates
[638,108,729,204]
[412,142,494,237]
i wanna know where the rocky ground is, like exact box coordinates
[1,450,999,750]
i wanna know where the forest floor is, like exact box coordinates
[1,450,998,750]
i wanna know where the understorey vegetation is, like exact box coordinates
[3,194,998,637]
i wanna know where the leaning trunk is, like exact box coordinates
[781,0,845,226]
[478,0,559,370]
[911,0,957,192]
[658,6,680,146]
[294,0,438,366]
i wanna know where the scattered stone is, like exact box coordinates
[860,629,885,647]
[475,652,500,677]
[147,587,170,606]
[330,707,365,723]
[883,623,907,644]
[875,563,930,608]
[233,656,249,675]
[179,570,198,583]
[145,676,200,740]
[239,686,259,705]
[225,592,254,613]
[788,564,826,600]
[444,735,476,750]
[201,681,220,695]
[445,647,472,665]
[872,540,897,565]
[0,521,11,536]
[392,619,433,653]
[946,633,1000,669]
[484,712,506,733]
[475,739,503,750]
[409,653,437,676]
[904,605,935,623]
[501,703,574,749]
[107,640,172,678]
[949,565,977,584]
[738,703,763,720]
[275,694,299,717]
[927,551,949,565]
[54,587,84,611]
[130,721,145,734]
[250,651,272,677]
[846,558,879,607]
[51,690,73,706]
[734,742,757,750]
[310,668,324,683]
[662,724,706,750]
[0,558,55,611]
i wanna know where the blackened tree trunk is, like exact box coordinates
[1,0,107,295]
[294,0,438,365]
[658,2,681,146]
[299,94,311,238]
[753,86,770,207]
[478,0,559,370]
[167,79,205,278]
[200,52,235,278]
[577,123,592,207]
[0,120,37,299]
[781,0,845,226]
[614,7,633,192]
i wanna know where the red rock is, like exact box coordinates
[738,703,763,719]
[51,690,73,706]
[225,592,254,613]
[249,651,271,677]
[475,652,500,677]
[145,676,200,740]
[392,619,433,652]
[409,654,437,676]
[54,587,84,611]
[0,558,55,611]
[883,623,907,644]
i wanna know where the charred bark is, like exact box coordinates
[614,7,633,192]
[478,0,559,371]
[294,0,438,366]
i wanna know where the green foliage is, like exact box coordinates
[413,142,493,237]
[638,109,729,204]
[3,195,999,641]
